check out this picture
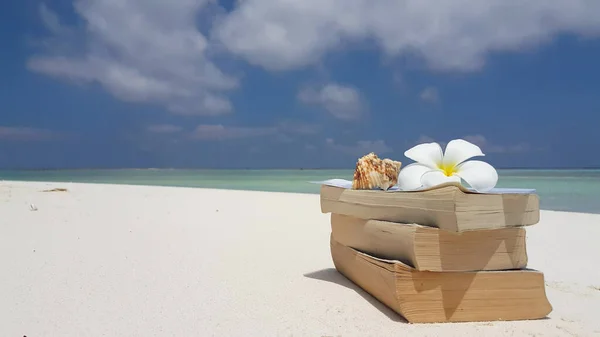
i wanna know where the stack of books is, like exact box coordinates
[319,182,553,323]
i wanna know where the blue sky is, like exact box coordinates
[1,0,600,169]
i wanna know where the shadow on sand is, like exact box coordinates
[303,268,407,323]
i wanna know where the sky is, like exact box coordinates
[1,0,600,169]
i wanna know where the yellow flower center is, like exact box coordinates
[438,163,457,177]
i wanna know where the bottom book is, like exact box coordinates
[330,235,553,323]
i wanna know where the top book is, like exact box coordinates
[319,182,540,232]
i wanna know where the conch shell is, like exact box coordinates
[352,152,402,190]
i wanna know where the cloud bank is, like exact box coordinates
[29,1,238,116]
[29,0,600,117]
[214,0,600,72]
[297,83,366,121]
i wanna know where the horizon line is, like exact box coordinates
[1,166,600,171]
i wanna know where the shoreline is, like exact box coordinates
[1,181,600,336]
[2,167,600,171]
[1,179,318,197]
[2,179,598,215]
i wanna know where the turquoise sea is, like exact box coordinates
[1,169,599,214]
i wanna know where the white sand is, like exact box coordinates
[1,181,599,337]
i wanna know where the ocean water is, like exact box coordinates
[1,169,599,214]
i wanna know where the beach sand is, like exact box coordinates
[1,181,599,337]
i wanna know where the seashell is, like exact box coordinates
[352,152,402,190]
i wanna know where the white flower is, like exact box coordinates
[397,139,498,192]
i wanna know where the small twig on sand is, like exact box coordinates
[41,188,68,192]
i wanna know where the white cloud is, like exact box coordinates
[190,124,277,140]
[214,0,600,72]
[298,83,365,121]
[146,124,183,134]
[461,134,488,148]
[326,138,393,156]
[0,126,62,141]
[305,144,317,151]
[189,121,320,141]
[415,135,437,144]
[275,121,321,135]
[462,134,531,154]
[38,3,63,34]
[414,134,531,154]
[29,1,238,116]
[420,86,439,103]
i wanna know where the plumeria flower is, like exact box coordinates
[397,139,498,192]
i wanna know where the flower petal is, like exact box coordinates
[455,160,498,192]
[420,170,461,188]
[404,142,443,169]
[397,163,431,190]
[442,139,485,167]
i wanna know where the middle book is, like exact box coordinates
[330,213,528,272]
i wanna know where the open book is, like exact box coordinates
[320,182,540,232]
